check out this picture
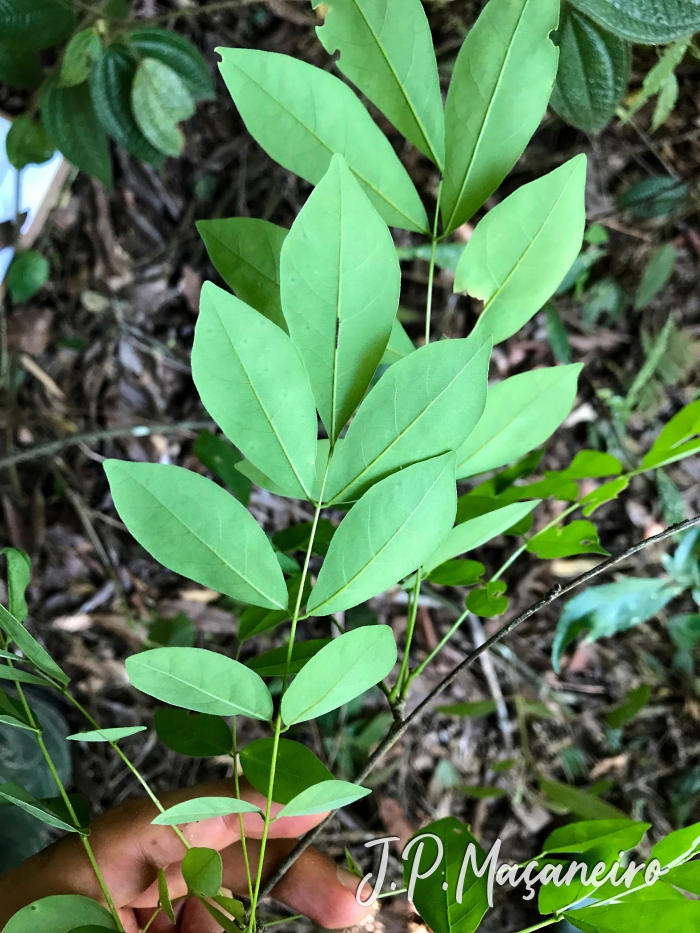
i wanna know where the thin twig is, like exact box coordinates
[0,421,215,472]
[259,513,700,898]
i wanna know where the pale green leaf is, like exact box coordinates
[2,547,31,622]
[326,336,490,504]
[0,604,68,685]
[309,453,457,616]
[152,797,261,825]
[196,218,288,330]
[60,27,101,87]
[105,461,287,609]
[127,26,215,102]
[67,727,146,743]
[457,156,587,345]
[154,709,233,757]
[281,626,397,724]
[422,501,540,574]
[126,647,273,720]
[182,847,222,898]
[442,0,559,234]
[652,73,679,131]
[2,896,117,933]
[315,0,444,166]
[281,155,399,441]
[217,48,428,232]
[192,283,318,500]
[456,365,582,480]
[276,780,371,818]
[131,57,194,157]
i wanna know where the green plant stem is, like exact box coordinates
[393,570,421,702]
[141,906,161,933]
[424,180,443,345]
[62,691,190,850]
[247,463,331,931]
[491,502,580,582]
[407,605,470,688]
[12,681,125,931]
[232,715,254,904]
[510,918,560,933]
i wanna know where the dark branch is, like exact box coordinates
[259,513,700,899]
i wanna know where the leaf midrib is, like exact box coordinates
[207,228,281,292]
[140,659,267,719]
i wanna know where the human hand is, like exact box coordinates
[0,778,372,932]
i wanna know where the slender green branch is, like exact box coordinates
[407,605,469,688]
[393,570,421,701]
[232,715,254,904]
[141,906,162,933]
[424,179,443,345]
[510,917,560,933]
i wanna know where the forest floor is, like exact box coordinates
[1,2,700,932]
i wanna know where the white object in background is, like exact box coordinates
[0,115,68,285]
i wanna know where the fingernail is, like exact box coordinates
[337,866,360,893]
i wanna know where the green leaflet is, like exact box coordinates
[2,547,31,622]
[41,74,112,188]
[217,48,428,233]
[152,797,261,825]
[89,43,166,168]
[565,898,700,933]
[281,626,397,724]
[275,780,371,818]
[0,604,68,685]
[442,0,559,234]
[466,581,509,617]
[192,283,318,500]
[642,399,700,470]
[527,519,609,559]
[422,501,540,574]
[551,7,631,134]
[315,0,445,167]
[281,155,400,442]
[309,453,458,616]
[67,727,146,743]
[0,782,84,834]
[635,243,675,310]
[404,817,489,933]
[569,0,700,44]
[131,57,195,158]
[457,156,587,345]
[154,709,233,757]
[240,737,333,804]
[182,847,222,898]
[196,218,288,330]
[193,431,251,505]
[325,336,491,504]
[540,818,648,855]
[60,27,102,88]
[2,895,117,933]
[456,365,583,480]
[126,647,273,720]
[5,115,54,171]
[104,461,287,610]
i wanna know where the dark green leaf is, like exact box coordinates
[153,797,261,825]
[2,547,31,622]
[245,639,332,678]
[41,74,112,188]
[217,48,428,232]
[5,115,54,170]
[310,454,458,616]
[0,0,76,50]
[545,303,571,364]
[192,283,318,500]
[60,28,102,88]
[0,782,84,833]
[427,559,485,587]
[0,666,53,687]
[605,684,651,728]
[457,156,587,344]
[154,709,233,757]
[326,337,490,504]
[551,7,631,133]
[2,895,117,932]
[193,431,251,505]
[272,520,337,558]
[280,154,400,442]
[403,817,489,933]
[466,581,509,617]
[616,176,689,218]
[643,399,700,470]
[0,604,68,685]
[315,0,444,166]
[7,251,49,304]
[569,0,700,44]
[281,626,397,724]
[126,647,273,720]
[527,519,609,559]
[442,0,559,233]
[238,573,311,642]
[127,26,214,101]
[437,700,497,718]
[241,737,333,804]
[105,461,287,609]
[276,780,370,818]
[89,43,166,167]
[131,57,195,157]
[456,365,583,480]
[396,242,466,273]
[196,218,288,330]
[552,577,681,671]
[541,817,648,855]
[0,44,43,88]
[147,613,195,649]
[158,869,175,924]
[635,243,676,310]
[539,777,627,819]
[182,847,222,897]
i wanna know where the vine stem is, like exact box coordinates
[424,179,443,345]
[246,462,331,931]
[392,570,421,702]
[258,512,700,898]
[232,716,254,903]
[509,917,560,933]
